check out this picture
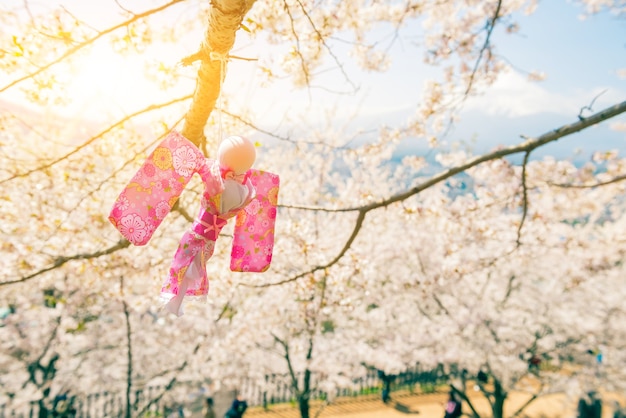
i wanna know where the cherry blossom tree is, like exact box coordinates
[1,1,625,417]
[352,154,626,418]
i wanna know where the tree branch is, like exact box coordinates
[548,173,626,189]
[516,150,531,246]
[432,293,451,317]
[356,100,626,214]
[578,90,607,120]
[172,200,195,223]
[294,0,358,93]
[257,100,626,288]
[250,210,366,287]
[0,95,192,185]
[284,100,626,215]
[501,275,517,306]
[22,316,61,390]
[43,116,185,244]
[134,343,202,417]
[121,277,133,418]
[1,239,131,287]
[272,333,300,395]
[450,383,481,418]
[0,0,185,93]
[283,0,311,90]
[464,0,502,95]
[180,0,257,147]
[510,384,544,418]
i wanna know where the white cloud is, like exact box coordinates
[463,71,574,117]
[463,70,624,119]
[610,121,626,132]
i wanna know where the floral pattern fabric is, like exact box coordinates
[108,131,205,246]
[160,167,279,315]
[230,170,280,272]
[160,168,255,315]
[108,131,280,316]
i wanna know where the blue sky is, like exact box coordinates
[393,1,625,161]
[452,1,626,161]
[1,0,624,164]
[216,1,626,163]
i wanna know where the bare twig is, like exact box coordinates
[271,332,301,395]
[549,173,626,189]
[578,89,607,120]
[0,0,184,93]
[0,95,192,185]
[283,0,311,92]
[59,6,100,37]
[22,0,36,26]
[250,210,366,287]
[221,109,294,143]
[135,343,202,417]
[224,108,371,148]
[510,383,544,418]
[295,0,357,93]
[38,118,185,245]
[516,151,531,246]
[172,200,195,223]
[432,293,451,316]
[114,0,137,16]
[312,401,330,418]
[501,275,517,306]
[22,317,61,390]
[464,0,502,95]
[0,239,131,287]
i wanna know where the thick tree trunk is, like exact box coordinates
[181,0,257,149]
[298,369,312,418]
[122,296,133,418]
[298,394,310,418]
[492,379,506,418]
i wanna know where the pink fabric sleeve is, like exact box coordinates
[108,131,206,246]
[230,170,280,272]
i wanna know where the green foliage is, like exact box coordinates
[321,319,335,334]
[419,382,437,394]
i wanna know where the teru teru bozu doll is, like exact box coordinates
[108,131,279,316]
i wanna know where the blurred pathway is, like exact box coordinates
[244,389,624,418]
[245,392,448,418]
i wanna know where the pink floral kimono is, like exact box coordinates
[159,159,256,315]
[108,131,279,316]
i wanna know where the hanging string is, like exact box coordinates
[209,51,228,145]
[180,52,256,66]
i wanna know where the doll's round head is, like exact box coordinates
[218,135,256,174]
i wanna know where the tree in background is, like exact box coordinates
[1,1,626,417]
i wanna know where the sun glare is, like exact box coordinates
[66,43,163,120]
